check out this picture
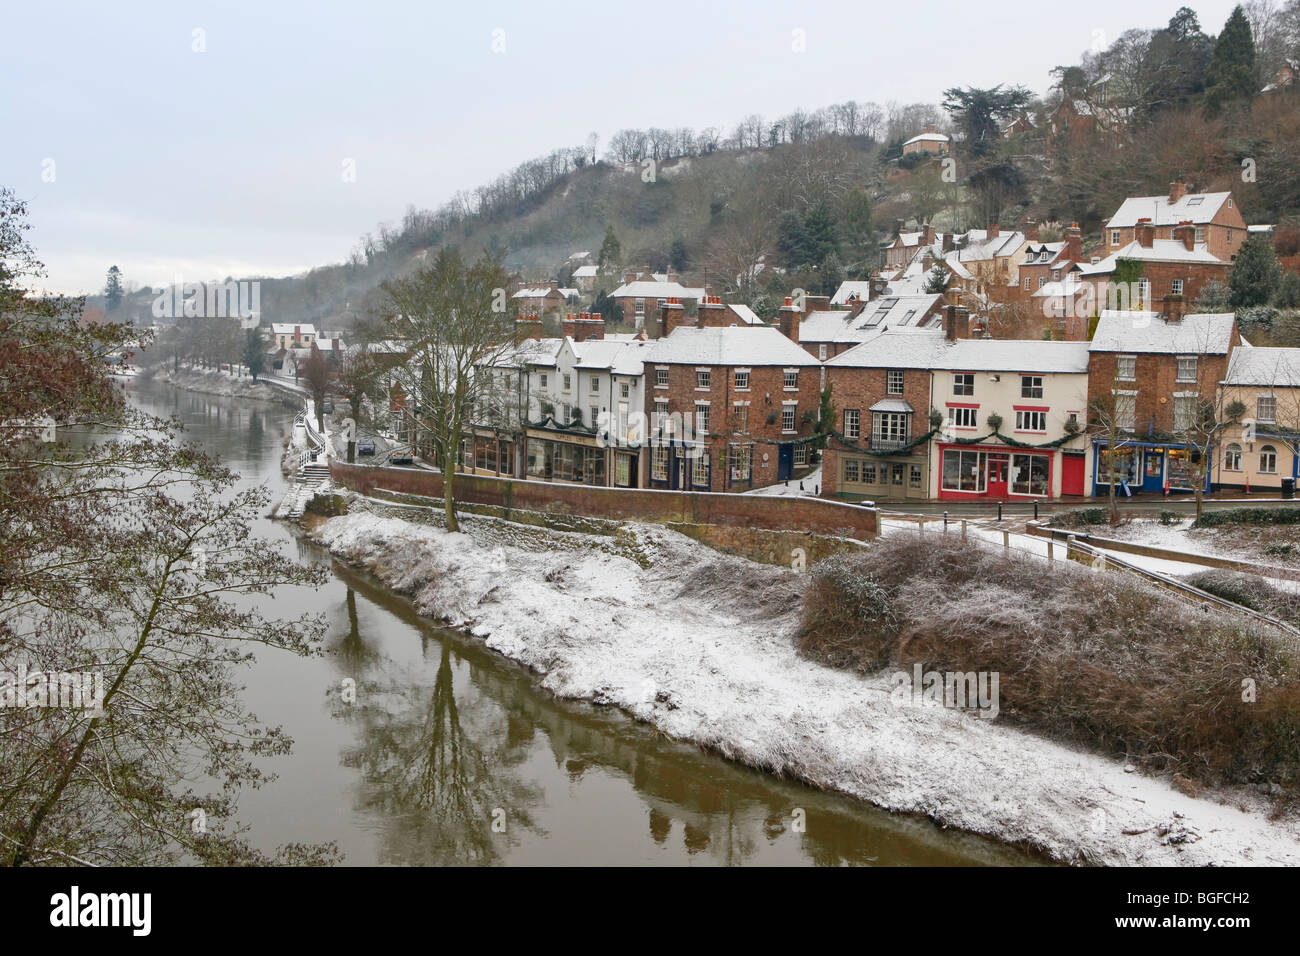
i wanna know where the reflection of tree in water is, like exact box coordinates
[335,641,542,865]
[333,588,381,671]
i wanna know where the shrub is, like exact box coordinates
[797,536,1300,796]
[1049,507,1109,528]
[1159,510,1181,526]
[1193,507,1300,528]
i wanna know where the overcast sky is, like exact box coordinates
[1,0,1243,294]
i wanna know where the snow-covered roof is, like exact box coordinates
[725,303,765,326]
[1031,275,1089,298]
[1079,240,1222,274]
[1222,346,1300,387]
[572,265,599,278]
[827,328,1090,373]
[1089,311,1236,355]
[646,326,819,366]
[513,287,579,299]
[1106,192,1232,228]
[957,231,1026,262]
[271,323,316,336]
[801,294,943,344]
[572,338,655,376]
[903,132,950,146]
[831,281,874,305]
[610,280,706,300]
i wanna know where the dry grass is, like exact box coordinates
[797,536,1300,800]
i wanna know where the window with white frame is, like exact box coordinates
[539,373,548,389]
[620,382,629,399]
[818,344,828,360]
[1137,277,1151,304]
[794,444,807,466]
[872,412,910,446]
[635,297,645,315]
[654,399,668,429]
[844,459,859,483]
[1173,394,1197,432]
[1224,443,1242,470]
[844,409,860,439]
[1260,445,1278,474]
[1176,355,1197,382]
[1171,279,1184,295]
[953,373,975,396]
[652,446,668,481]
[1257,394,1277,423]
[1021,375,1043,399]
[781,403,796,433]
[887,369,904,395]
[655,367,668,387]
[692,452,710,487]
[1015,409,1047,432]
[1023,277,1031,290]
[1114,390,1137,431]
[1116,355,1136,381]
[1111,230,1121,246]
[784,369,799,389]
[695,402,710,435]
[1195,227,1205,243]
[590,406,600,428]
[734,369,750,390]
[733,403,748,432]
[950,406,978,429]
[590,375,600,394]
[696,369,711,389]
[563,373,572,391]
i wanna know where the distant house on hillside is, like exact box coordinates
[271,323,316,350]
[1104,181,1248,262]
[571,264,600,292]
[901,127,950,156]
[512,281,578,315]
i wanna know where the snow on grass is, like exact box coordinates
[312,506,1300,866]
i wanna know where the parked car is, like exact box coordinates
[357,438,376,456]
[390,445,414,465]
[322,400,334,414]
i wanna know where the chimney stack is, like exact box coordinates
[515,314,543,342]
[1163,294,1188,324]
[572,311,605,342]
[1136,218,1155,248]
[777,296,801,344]
[944,304,970,342]
[696,295,728,327]
[802,294,830,318]
[1064,222,1083,265]
[847,293,867,319]
[624,269,636,285]
[1169,179,1188,204]
[869,274,889,301]
[1023,219,1039,242]
[894,218,906,237]
[942,232,955,253]
[988,220,1000,239]
[659,298,685,338]
[1172,220,1196,251]
[921,222,936,246]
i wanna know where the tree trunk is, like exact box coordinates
[442,441,459,533]
[347,441,355,464]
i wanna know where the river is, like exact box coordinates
[125,375,1040,866]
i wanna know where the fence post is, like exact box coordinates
[1002,530,1009,549]
[943,510,949,530]
[997,502,1003,521]
[961,519,968,541]
[1047,540,1054,562]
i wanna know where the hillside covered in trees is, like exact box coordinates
[122,2,1300,331]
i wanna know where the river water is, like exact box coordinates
[125,375,1039,866]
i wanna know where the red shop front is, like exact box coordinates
[937,443,1055,500]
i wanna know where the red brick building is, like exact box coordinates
[1104,182,1248,262]
[641,325,821,491]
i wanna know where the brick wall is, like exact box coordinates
[331,461,877,538]
[644,360,817,491]
[1087,348,1234,433]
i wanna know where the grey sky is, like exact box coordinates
[1,0,1241,294]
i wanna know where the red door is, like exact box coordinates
[986,455,1008,497]
[1061,453,1085,496]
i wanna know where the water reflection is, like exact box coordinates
[125,375,1042,867]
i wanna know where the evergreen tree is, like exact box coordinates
[924,264,950,294]
[244,325,266,380]
[1228,234,1282,308]
[1204,6,1258,115]
[776,210,808,268]
[104,265,124,312]
[597,225,621,268]
[669,236,689,272]
[1275,269,1300,308]
[1140,7,1213,116]
[803,202,841,265]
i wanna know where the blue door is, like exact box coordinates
[1141,448,1165,493]
[777,444,793,481]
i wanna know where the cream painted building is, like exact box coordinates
[1214,347,1300,492]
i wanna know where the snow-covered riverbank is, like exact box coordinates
[147,366,302,404]
[310,503,1300,866]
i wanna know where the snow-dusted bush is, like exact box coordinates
[800,536,1300,799]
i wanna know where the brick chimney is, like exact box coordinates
[944,304,969,342]
[921,223,936,246]
[803,294,830,318]
[573,311,605,342]
[515,314,543,341]
[777,296,801,344]
[659,298,685,338]
[696,295,728,327]
[847,294,867,319]
[988,220,1000,239]
[942,232,955,253]
[1136,218,1155,248]
[1169,179,1188,204]
[894,218,906,237]
[561,312,578,340]
[869,274,889,300]
[1163,294,1188,324]
[1172,220,1196,251]
[1064,222,1082,265]
[624,269,636,285]
[1023,219,1039,242]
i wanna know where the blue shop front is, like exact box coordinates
[1091,439,1208,496]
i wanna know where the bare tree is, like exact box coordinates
[379,248,516,531]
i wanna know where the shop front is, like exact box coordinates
[524,427,607,486]
[1092,441,1203,496]
[937,444,1054,500]
[460,429,516,477]
[836,452,928,501]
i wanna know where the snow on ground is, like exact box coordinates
[746,466,823,497]
[312,505,1300,866]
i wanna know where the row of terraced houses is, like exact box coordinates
[447,183,1299,501]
